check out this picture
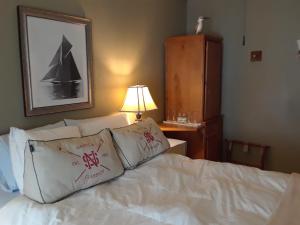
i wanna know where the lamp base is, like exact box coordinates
[135,112,142,121]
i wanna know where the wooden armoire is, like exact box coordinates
[163,35,223,161]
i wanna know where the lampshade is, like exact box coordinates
[121,85,157,114]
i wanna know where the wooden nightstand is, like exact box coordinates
[159,116,222,161]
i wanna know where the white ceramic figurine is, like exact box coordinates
[195,16,209,34]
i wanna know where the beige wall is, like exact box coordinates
[187,0,300,173]
[4,0,299,173]
[0,0,186,133]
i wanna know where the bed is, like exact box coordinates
[1,114,299,225]
[0,189,19,208]
[0,153,298,225]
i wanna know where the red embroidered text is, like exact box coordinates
[144,131,154,143]
[82,151,99,169]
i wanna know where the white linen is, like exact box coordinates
[0,154,289,225]
[0,189,19,208]
[267,173,300,225]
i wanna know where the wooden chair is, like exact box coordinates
[225,139,270,170]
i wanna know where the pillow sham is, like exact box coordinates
[23,129,124,203]
[1,121,66,192]
[9,124,80,193]
[64,112,134,136]
[31,121,66,131]
[111,117,170,169]
[0,134,18,192]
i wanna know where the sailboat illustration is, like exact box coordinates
[41,35,82,99]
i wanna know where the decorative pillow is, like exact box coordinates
[23,129,124,203]
[9,124,80,193]
[111,117,170,169]
[64,112,135,136]
[0,134,18,192]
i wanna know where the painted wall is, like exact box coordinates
[0,0,186,133]
[187,0,300,173]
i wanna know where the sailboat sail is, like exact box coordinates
[42,63,59,81]
[42,35,81,83]
[53,54,81,82]
[61,36,72,59]
[48,45,62,68]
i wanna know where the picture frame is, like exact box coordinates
[18,6,93,116]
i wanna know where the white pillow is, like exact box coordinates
[0,134,18,192]
[64,112,134,136]
[23,129,124,203]
[111,118,170,169]
[9,124,80,193]
[30,121,66,131]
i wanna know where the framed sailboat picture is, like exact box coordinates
[18,6,93,116]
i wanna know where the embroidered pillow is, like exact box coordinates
[23,129,124,204]
[9,124,80,193]
[111,118,170,169]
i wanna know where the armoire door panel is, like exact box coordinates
[165,36,205,122]
[204,40,222,120]
[204,116,222,161]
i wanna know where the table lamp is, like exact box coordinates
[121,85,158,121]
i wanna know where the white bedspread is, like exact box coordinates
[267,173,300,225]
[0,190,19,208]
[0,154,290,225]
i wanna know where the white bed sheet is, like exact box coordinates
[0,189,19,208]
[0,154,289,225]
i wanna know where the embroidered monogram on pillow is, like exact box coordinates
[111,118,170,169]
[23,129,124,203]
